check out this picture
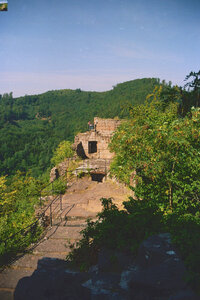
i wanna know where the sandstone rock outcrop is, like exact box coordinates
[50,160,71,182]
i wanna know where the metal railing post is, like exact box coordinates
[1,175,72,257]
[60,194,62,211]
[50,204,52,226]
[105,159,107,180]
[52,181,54,194]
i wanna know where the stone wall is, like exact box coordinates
[94,117,121,134]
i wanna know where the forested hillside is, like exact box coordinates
[0,78,160,176]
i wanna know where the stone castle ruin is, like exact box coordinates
[73,117,121,160]
[50,117,121,182]
[73,117,121,181]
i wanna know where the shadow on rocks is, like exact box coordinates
[14,257,91,300]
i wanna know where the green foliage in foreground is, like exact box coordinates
[0,154,69,265]
[0,172,45,265]
[0,138,77,264]
[49,176,67,195]
[67,198,200,292]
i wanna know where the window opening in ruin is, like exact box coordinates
[88,141,97,154]
[55,168,59,179]
[90,173,105,182]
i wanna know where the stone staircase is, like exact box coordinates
[0,218,88,300]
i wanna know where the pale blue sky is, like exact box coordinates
[0,0,199,97]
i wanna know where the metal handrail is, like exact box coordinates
[39,180,55,206]
[1,194,62,246]
[1,220,39,246]
[42,194,59,214]
[1,164,73,247]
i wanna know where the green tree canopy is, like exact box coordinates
[51,140,74,166]
[110,88,200,213]
[184,70,200,107]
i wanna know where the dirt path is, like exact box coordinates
[0,178,131,300]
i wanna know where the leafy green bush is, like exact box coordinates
[0,219,42,266]
[51,177,67,194]
[110,93,200,213]
[0,172,44,266]
[51,141,74,166]
[77,171,86,179]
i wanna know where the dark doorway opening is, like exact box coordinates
[90,173,105,182]
[55,168,59,179]
[88,141,97,154]
[77,142,88,159]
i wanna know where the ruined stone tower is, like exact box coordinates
[73,117,121,160]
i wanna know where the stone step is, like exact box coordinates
[51,204,75,221]
[52,215,96,226]
[0,289,14,300]
[32,238,71,254]
[64,206,97,218]
[45,225,85,240]
[44,202,62,216]
[43,202,78,223]
[0,268,34,289]
[64,216,97,225]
